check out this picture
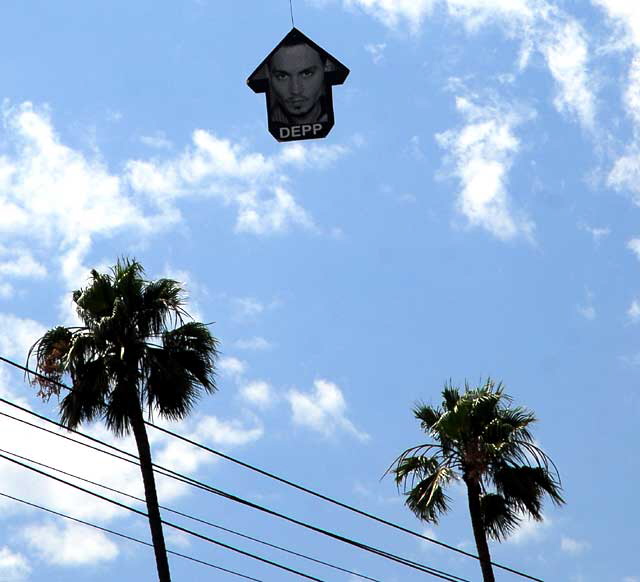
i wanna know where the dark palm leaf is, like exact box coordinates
[404,466,455,523]
[493,465,564,519]
[441,382,461,412]
[413,404,442,433]
[60,358,110,428]
[480,493,520,541]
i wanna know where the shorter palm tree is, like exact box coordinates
[388,379,564,582]
[29,258,219,582]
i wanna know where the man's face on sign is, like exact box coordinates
[269,43,325,122]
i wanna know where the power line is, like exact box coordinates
[0,397,470,582]
[2,354,542,582]
[0,446,384,582]
[0,451,330,582]
[0,491,266,582]
[146,423,503,570]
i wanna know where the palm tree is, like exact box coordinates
[388,379,564,582]
[28,258,218,582]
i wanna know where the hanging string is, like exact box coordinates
[289,0,295,28]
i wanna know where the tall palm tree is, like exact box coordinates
[388,379,564,582]
[28,258,218,582]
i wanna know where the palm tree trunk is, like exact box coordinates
[129,400,172,582]
[464,477,495,582]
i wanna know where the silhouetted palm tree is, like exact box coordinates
[29,258,218,582]
[388,379,564,582]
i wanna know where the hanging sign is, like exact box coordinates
[247,28,349,143]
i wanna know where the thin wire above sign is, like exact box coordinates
[247,28,349,143]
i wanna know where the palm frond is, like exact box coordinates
[383,443,445,480]
[493,465,564,520]
[28,326,74,399]
[404,466,455,523]
[74,269,116,323]
[413,403,442,433]
[480,492,520,541]
[59,359,110,428]
[138,278,188,336]
[143,322,218,421]
[441,381,461,412]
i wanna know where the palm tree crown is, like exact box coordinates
[29,258,218,433]
[29,258,219,582]
[389,379,564,582]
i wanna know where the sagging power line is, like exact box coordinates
[0,395,470,582]
[1,354,543,582]
[0,490,265,582]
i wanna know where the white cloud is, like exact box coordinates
[628,238,640,259]
[235,186,315,235]
[628,300,640,322]
[125,130,343,236]
[0,547,31,581]
[218,356,247,379]
[407,135,426,161]
[139,132,173,150]
[239,380,274,408]
[232,296,268,320]
[0,101,347,312]
[608,151,640,198]
[286,379,369,441]
[0,102,163,294]
[577,289,596,320]
[436,95,534,240]
[579,223,610,243]
[593,2,640,49]
[0,247,47,280]
[595,4,640,193]
[446,0,536,31]
[327,2,597,130]
[365,42,387,64]
[560,536,590,555]
[506,513,552,544]
[622,577,639,582]
[539,18,595,129]
[577,305,596,320]
[193,415,264,447]
[0,313,46,361]
[233,336,273,351]
[419,527,439,552]
[20,521,119,566]
[344,0,436,34]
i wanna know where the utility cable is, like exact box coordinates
[0,446,384,582]
[0,451,329,582]
[0,491,265,582]
[0,398,469,582]
[1,354,544,582]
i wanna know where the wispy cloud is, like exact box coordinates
[344,0,436,34]
[560,536,591,555]
[365,42,387,64]
[579,223,610,244]
[436,94,534,240]
[20,522,118,566]
[233,336,273,351]
[505,513,552,544]
[286,379,370,442]
[239,380,274,409]
[0,547,31,581]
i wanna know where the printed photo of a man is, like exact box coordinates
[247,27,349,142]
[267,40,329,126]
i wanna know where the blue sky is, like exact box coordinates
[0,1,638,581]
